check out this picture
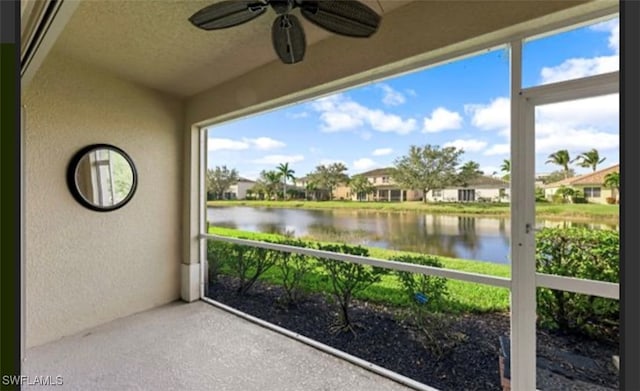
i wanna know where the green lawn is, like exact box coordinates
[207,200,618,221]
[208,226,511,313]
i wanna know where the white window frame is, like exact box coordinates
[193,9,620,391]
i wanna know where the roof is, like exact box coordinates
[237,177,256,184]
[356,167,393,177]
[445,175,509,189]
[543,164,619,188]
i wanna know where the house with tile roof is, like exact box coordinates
[337,167,424,202]
[543,164,619,204]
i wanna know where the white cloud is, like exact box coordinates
[422,107,463,133]
[372,148,393,156]
[484,144,510,156]
[535,123,618,154]
[252,154,304,165]
[540,56,618,84]
[540,18,619,84]
[311,94,417,135]
[208,137,285,151]
[309,147,321,154]
[250,137,286,150]
[443,139,487,152]
[378,84,406,106]
[353,158,378,170]
[465,97,510,132]
[536,94,618,129]
[208,138,249,151]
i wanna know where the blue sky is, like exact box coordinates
[207,16,619,181]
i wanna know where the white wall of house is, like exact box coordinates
[226,181,254,199]
[23,52,183,347]
[426,188,510,202]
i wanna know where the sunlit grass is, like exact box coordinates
[208,226,511,313]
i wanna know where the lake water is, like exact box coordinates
[207,206,617,264]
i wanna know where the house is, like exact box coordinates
[341,167,424,202]
[224,177,255,200]
[426,176,510,203]
[13,1,626,391]
[543,164,619,204]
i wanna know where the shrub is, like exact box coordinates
[276,239,315,304]
[606,197,616,204]
[215,243,279,295]
[207,240,232,283]
[536,228,619,340]
[316,243,388,333]
[393,254,448,310]
[393,255,451,356]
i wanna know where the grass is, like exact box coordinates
[208,226,511,313]
[207,199,619,221]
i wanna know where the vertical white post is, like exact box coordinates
[510,40,537,391]
[199,128,208,299]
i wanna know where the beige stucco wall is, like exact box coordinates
[23,51,184,348]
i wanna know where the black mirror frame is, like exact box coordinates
[66,144,138,212]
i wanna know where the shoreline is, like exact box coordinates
[206,200,620,224]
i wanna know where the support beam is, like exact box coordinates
[509,40,537,391]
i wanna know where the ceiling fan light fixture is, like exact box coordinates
[189,0,382,64]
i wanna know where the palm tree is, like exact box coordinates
[259,170,282,200]
[277,162,295,200]
[603,171,620,201]
[546,150,572,179]
[500,159,510,181]
[573,148,606,172]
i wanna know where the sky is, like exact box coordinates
[206,16,619,181]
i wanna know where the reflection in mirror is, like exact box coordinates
[68,145,137,211]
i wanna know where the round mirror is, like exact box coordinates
[67,144,138,212]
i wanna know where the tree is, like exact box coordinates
[457,160,483,187]
[603,171,619,201]
[349,174,374,201]
[545,149,572,179]
[542,169,576,185]
[253,170,281,200]
[276,162,296,200]
[500,159,511,181]
[391,144,464,203]
[207,165,239,200]
[573,148,606,172]
[308,163,349,200]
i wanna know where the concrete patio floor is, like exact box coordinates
[24,301,415,391]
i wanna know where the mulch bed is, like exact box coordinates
[208,276,619,391]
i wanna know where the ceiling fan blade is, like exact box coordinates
[189,1,268,30]
[272,14,306,64]
[300,0,381,38]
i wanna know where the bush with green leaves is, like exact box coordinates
[276,239,316,304]
[536,227,619,339]
[316,243,388,333]
[393,254,448,310]
[208,241,279,295]
[393,255,451,355]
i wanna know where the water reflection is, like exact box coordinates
[208,206,617,264]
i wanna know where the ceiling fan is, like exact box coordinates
[189,0,382,64]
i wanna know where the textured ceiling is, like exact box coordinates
[53,0,411,97]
